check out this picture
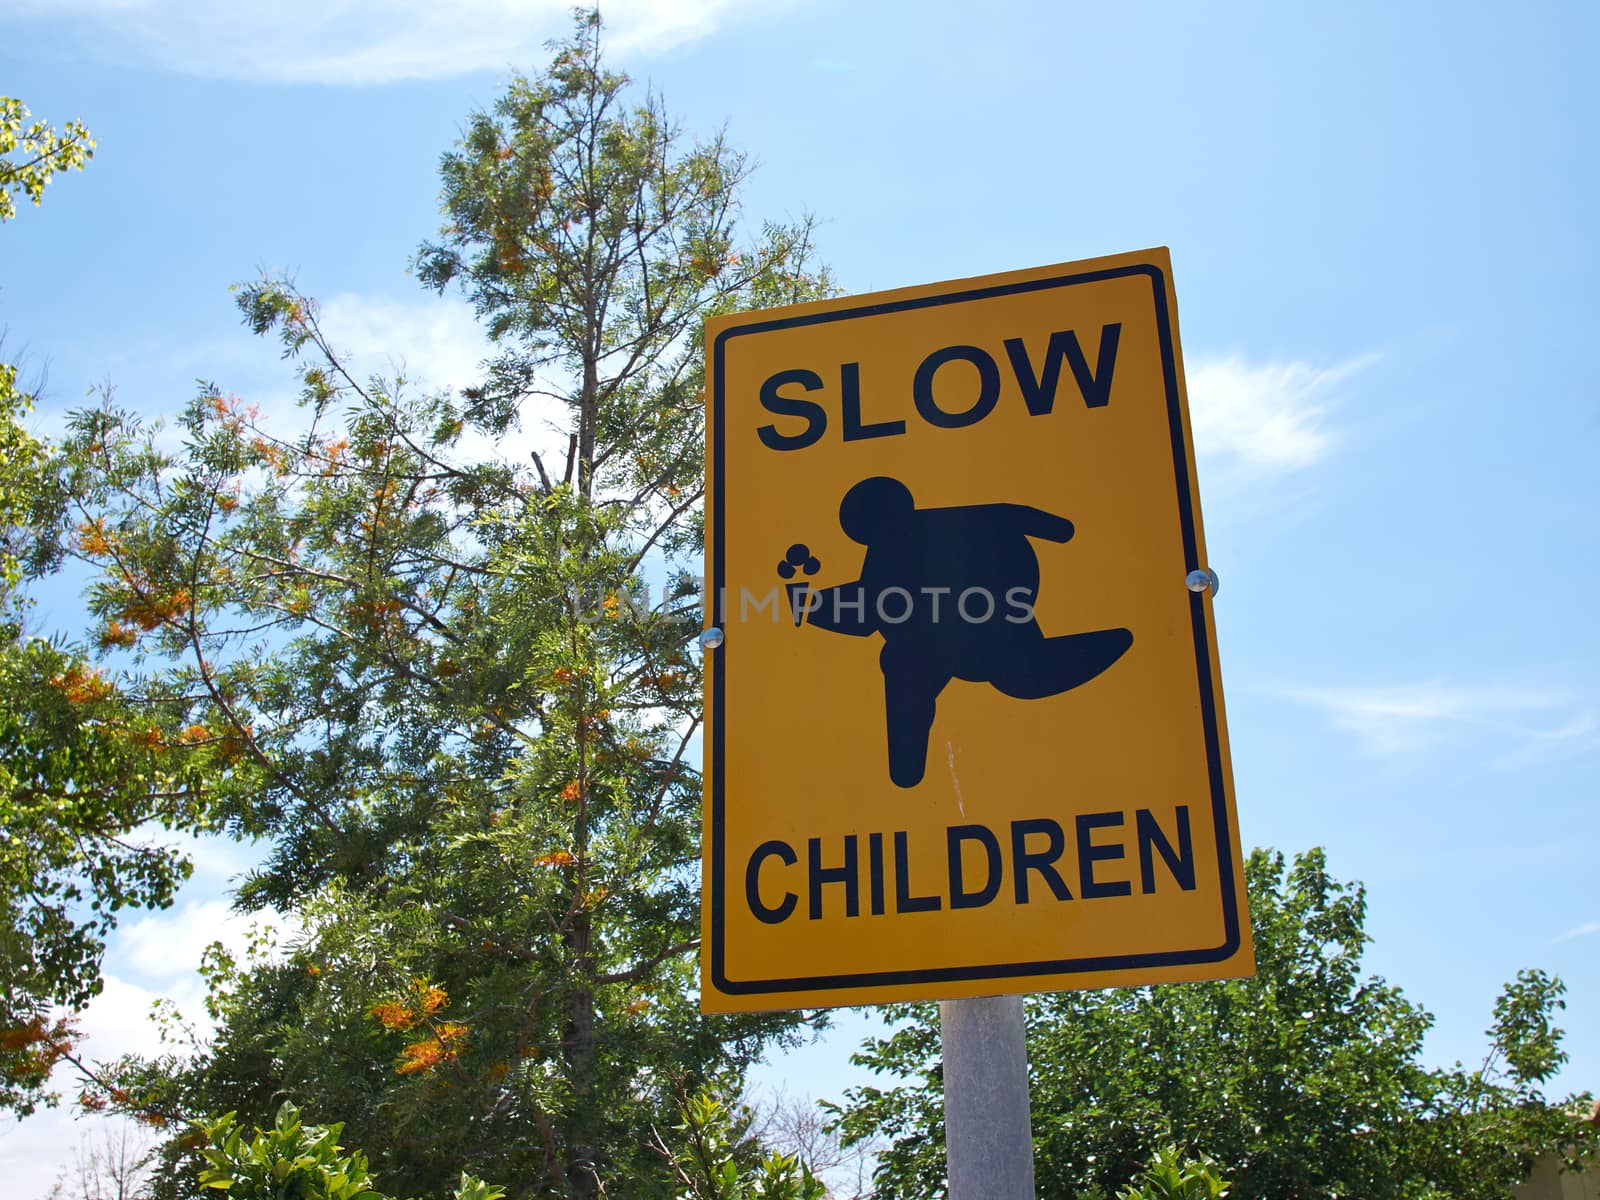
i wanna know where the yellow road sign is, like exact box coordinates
[701,247,1253,1012]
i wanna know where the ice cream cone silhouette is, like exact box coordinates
[777,543,821,626]
[784,581,811,625]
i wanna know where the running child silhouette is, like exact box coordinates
[800,476,1133,788]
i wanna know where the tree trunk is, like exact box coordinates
[577,353,599,501]
[564,341,601,1196]
[562,909,599,1198]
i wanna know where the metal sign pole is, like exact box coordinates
[941,995,1036,1199]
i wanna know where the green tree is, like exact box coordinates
[191,1096,825,1200]
[1116,1145,1230,1200]
[69,13,830,1197]
[0,361,52,593]
[198,1100,503,1200]
[831,849,1597,1200]
[1,96,94,222]
[1,111,220,1118]
[660,1090,826,1200]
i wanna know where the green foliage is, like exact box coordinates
[0,364,54,595]
[0,96,94,222]
[1115,1145,1230,1200]
[1,104,219,1118]
[1490,967,1568,1085]
[198,1101,503,1200]
[1,393,215,1113]
[662,1090,826,1200]
[0,632,217,1112]
[832,849,1597,1200]
[415,6,827,472]
[64,12,831,1197]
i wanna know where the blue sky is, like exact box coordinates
[3,0,1597,1189]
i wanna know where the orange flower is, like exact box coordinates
[0,1021,45,1052]
[534,850,575,868]
[396,1040,443,1075]
[97,619,138,650]
[559,781,583,802]
[75,520,111,556]
[372,1001,416,1031]
[121,586,192,631]
[417,981,449,1016]
[1,1018,76,1084]
[395,1022,467,1077]
[214,724,254,764]
[48,665,114,705]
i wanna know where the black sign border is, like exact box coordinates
[709,261,1241,998]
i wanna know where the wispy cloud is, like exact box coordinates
[140,291,495,441]
[1287,680,1600,763]
[0,887,299,1194]
[312,290,570,465]
[0,973,200,1195]
[10,0,785,84]
[1187,353,1374,476]
[113,896,298,984]
[1556,920,1600,943]
[318,291,491,392]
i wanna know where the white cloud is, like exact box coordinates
[0,893,297,1195]
[1556,920,1600,943]
[0,973,204,1198]
[3,1112,158,1200]
[112,896,298,985]
[8,0,783,84]
[81,972,206,1061]
[312,290,571,467]
[318,291,491,392]
[309,299,1378,492]
[1287,680,1600,763]
[174,829,273,889]
[1187,353,1374,475]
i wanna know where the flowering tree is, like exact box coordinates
[1,107,223,1120]
[64,13,833,1198]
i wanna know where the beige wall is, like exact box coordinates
[1515,1156,1600,1200]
